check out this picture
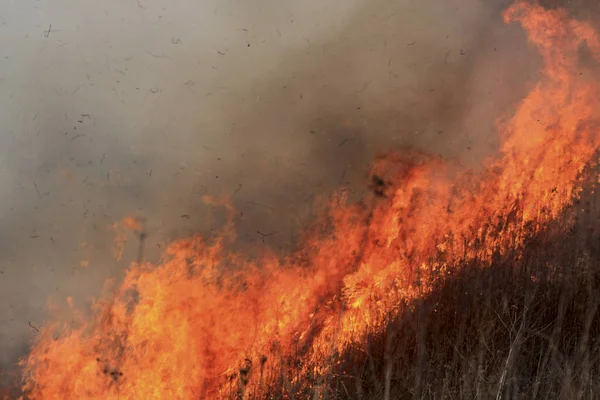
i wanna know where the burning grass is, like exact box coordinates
[10,1,600,399]
[253,189,600,399]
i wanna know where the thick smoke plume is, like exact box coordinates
[0,0,538,387]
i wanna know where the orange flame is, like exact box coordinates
[18,2,600,399]
[111,217,142,261]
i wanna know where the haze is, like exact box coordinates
[0,0,536,385]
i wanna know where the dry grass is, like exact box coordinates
[9,174,600,400]
[7,197,600,400]
[243,184,600,399]
[9,194,600,400]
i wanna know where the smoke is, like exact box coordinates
[0,0,539,386]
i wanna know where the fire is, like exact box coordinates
[16,2,600,399]
[112,217,142,262]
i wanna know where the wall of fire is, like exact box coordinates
[0,0,537,380]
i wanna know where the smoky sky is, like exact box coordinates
[0,0,542,386]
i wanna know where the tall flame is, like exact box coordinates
[17,2,600,399]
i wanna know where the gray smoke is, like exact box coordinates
[0,0,539,388]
